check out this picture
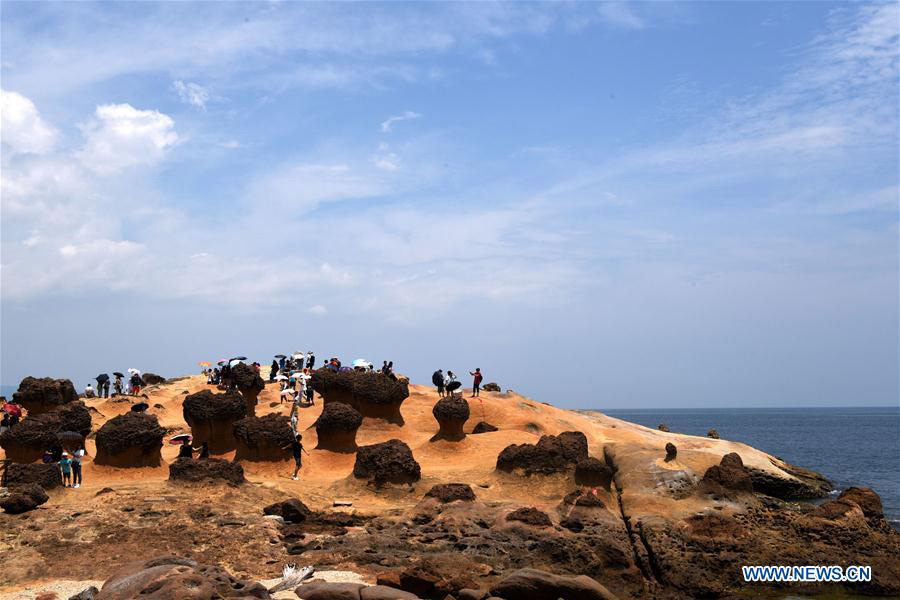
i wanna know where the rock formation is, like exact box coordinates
[168,458,245,486]
[93,556,271,599]
[664,442,677,461]
[471,421,498,434]
[94,413,165,468]
[431,396,470,441]
[56,400,93,437]
[232,413,294,461]
[353,439,421,486]
[230,363,266,416]
[140,372,166,386]
[490,568,619,600]
[263,498,310,523]
[182,389,247,454]
[424,483,476,503]
[12,376,77,415]
[0,413,61,463]
[4,462,63,489]
[482,382,501,392]
[657,424,669,432]
[311,370,409,424]
[496,431,589,475]
[699,452,753,498]
[314,402,363,452]
[574,457,613,489]
[505,507,552,527]
[1,482,49,514]
[706,428,719,439]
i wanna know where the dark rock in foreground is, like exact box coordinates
[0,413,61,463]
[140,372,166,386]
[311,370,409,424]
[482,382,501,392]
[699,452,753,498]
[496,431,588,475]
[1,482,49,514]
[94,413,165,468]
[231,363,266,416]
[12,376,78,415]
[353,439,421,486]
[315,402,364,453]
[182,389,247,454]
[425,483,476,503]
[93,556,271,599]
[490,568,619,600]
[168,457,245,486]
[574,457,613,490]
[263,498,310,523]
[4,462,63,489]
[506,507,553,527]
[233,413,294,461]
[471,421,498,434]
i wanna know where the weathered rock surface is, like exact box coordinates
[353,439,421,486]
[295,582,364,600]
[232,414,294,461]
[311,370,409,424]
[231,363,266,416]
[4,462,63,489]
[182,390,247,454]
[490,568,619,600]
[1,482,49,514]
[431,396,470,441]
[94,413,165,468]
[699,452,753,498]
[424,483,476,503]
[574,457,613,489]
[0,413,61,463]
[471,421,498,434]
[263,498,311,523]
[12,376,78,415]
[168,458,245,486]
[482,383,501,392]
[140,373,167,386]
[94,556,271,599]
[315,403,363,453]
[505,507,553,527]
[496,431,588,475]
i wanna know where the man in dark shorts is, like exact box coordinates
[469,368,483,397]
[283,433,309,480]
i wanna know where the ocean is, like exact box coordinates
[602,406,900,528]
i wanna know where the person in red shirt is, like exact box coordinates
[469,368,483,397]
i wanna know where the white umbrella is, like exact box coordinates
[274,375,288,381]
[292,352,304,360]
[280,389,295,397]
[229,359,243,367]
[352,359,370,368]
[128,368,141,375]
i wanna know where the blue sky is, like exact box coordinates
[1,2,897,408]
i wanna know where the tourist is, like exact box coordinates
[432,369,445,397]
[84,383,95,398]
[283,433,309,481]
[71,445,84,488]
[280,388,294,405]
[289,403,298,432]
[469,368,483,397]
[306,351,315,370]
[177,442,193,459]
[0,412,10,434]
[59,452,72,488]
[130,372,143,396]
[199,441,209,459]
[270,359,279,382]
[96,374,110,398]
[381,361,389,375]
[305,378,314,405]
[114,374,123,396]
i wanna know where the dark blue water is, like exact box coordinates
[602,407,900,526]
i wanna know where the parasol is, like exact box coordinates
[292,352,304,359]
[217,361,226,366]
[169,433,192,445]
[274,354,287,359]
[113,372,124,378]
[96,373,110,383]
[131,402,149,412]
[231,356,247,361]
[198,361,212,367]
[128,368,141,376]
[57,431,84,448]
[229,359,243,367]
[274,375,288,381]
[351,359,370,368]
[3,403,22,417]
[280,389,295,397]
[446,381,462,392]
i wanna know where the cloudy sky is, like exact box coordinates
[1,2,897,408]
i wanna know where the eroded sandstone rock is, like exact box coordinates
[168,457,245,486]
[311,370,409,424]
[432,396,470,441]
[233,414,294,462]
[182,390,246,454]
[231,363,266,416]
[315,403,364,453]
[496,431,588,475]
[94,413,165,468]
[12,376,78,415]
[353,439,421,486]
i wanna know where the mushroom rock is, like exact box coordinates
[658,424,670,432]
[4,462,63,489]
[182,390,247,454]
[353,439,421,486]
[310,370,409,425]
[0,413,62,463]
[431,396,470,441]
[56,400,93,437]
[93,556,271,600]
[471,421,498,434]
[314,403,363,453]
[168,457,245,486]
[574,457,613,490]
[140,372,166,386]
[699,452,753,497]
[424,483,476,503]
[496,431,589,475]
[707,428,720,439]
[665,442,677,461]
[230,363,266,416]
[0,482,49,514]
[94,413,165,468]
[232,413,294,462]
[505,507,552,527]
[12,376,77,415]
[482,382,501,392]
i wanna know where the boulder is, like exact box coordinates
[707,429,720,439]
[838,487,885,526]
[168,458,245,486]
[359,586,420,600]
[657,424,669,432]
[574,457,613,489]
[4,462,63,489]
[231,363,266,416]
[431,396,470,441]
[314,403,364,453]
[353,439,421,486]
[94,556,271,599]
[394,557,478,599]
[496,431,588,475]
[471,421,498,434]
[424,483,476,503]
[56,401,93,437]
[182,390,247,454]
[505,507,552,527]
[310,370,409,424]
[562,489,605,508]
[746,463,831,500]
[12,376,78,415]
[141,373,166,386]
[665,442,677,461]
[489,568,619,600]
[481,382,501,392]
[263,498,310,523]
[699,452,753,497]
[94,413,165,468]
[0,413,62,463]
[69,586,100,600]
[295,582,364,600]
[232,414,294,462]
[0,482,49,514]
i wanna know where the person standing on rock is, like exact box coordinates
[306,351,315,370]
[469,368,483,397]
[269,360,279,382]
[96,374,110,398]
[71,445,85,488]
[114,373,123,396]
[84,382,95,398]
[432,369,445,397]
[59,452,73,488]
[130,372,143,396]
[283,433,309,480]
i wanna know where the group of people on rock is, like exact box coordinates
[432,367,483,398]
[0,401,21,433]
[270,351,316,381]
[84,372,144,398]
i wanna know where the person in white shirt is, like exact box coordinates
[71,446,85,488]
[83,384,95,398]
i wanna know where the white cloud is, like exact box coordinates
[381,111,421,133]
[597,3,646,30]
[0,89,57,154]
[78,104,178,174]
[373,143,401,171]
[218,139,242,149]
[308,304,328,315]
[173,80,210,110]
